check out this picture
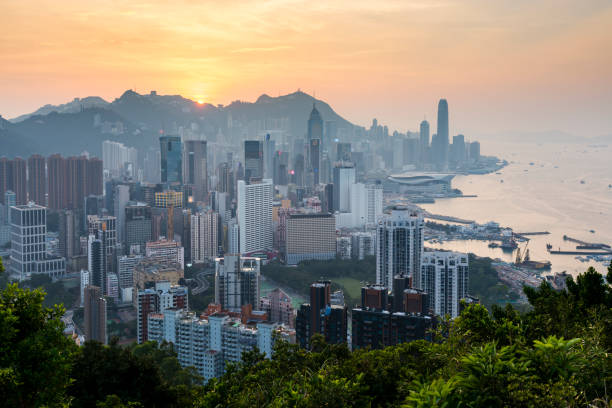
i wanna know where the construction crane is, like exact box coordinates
[515,241,530,264]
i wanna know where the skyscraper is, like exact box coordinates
[183,140,207,202]
[237,179,273,254]
[435,99,449,167]
[308,105,323,185]
[376,208,424,289]
[84,285,107,344]
[418,251,469,318]
[59,209,80,259]
[125,203,152,253]
[10,203,66,280]
[113,184,130,247]
[244,140,263,181]
[332,162,355,213]
[263,134,275,179]
[214,255,260,312]
[191,210,219,263]
[160,135,182,183]
[27,154,46,206]
[285,213,336,265]
[419,120,430,154]
[88,234,107,295]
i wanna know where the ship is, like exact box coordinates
[488,242,499,248]
[500,238,518,249]
[515,242,552,270]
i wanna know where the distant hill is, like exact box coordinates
[2,90,357,158]
[10,96,109,123]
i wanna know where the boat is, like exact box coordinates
[546,243,552,250]
[580,180,585,184]
[488,242,499,248]
[500,238,518,249]
[590,229,595,233]
[500,179,504,183]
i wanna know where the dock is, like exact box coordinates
[548,250,612,255]
[515,231,550,236]
[424,213,475,224]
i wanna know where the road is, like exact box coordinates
[192,268,215,295]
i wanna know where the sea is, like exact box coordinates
[421,140,612,278]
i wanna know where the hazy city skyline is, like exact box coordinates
[2,0,611,137]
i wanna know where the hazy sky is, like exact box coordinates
[1,0,611,137]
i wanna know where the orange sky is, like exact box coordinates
[1,0,611,137]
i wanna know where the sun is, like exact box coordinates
[197,99,204,105]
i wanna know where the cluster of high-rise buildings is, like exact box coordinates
[0,97,481,382]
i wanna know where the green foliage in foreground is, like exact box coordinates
[1,256,612,407]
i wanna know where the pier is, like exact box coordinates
[548,249,612,255]
[424,213,475,224]
[515,231,550,236]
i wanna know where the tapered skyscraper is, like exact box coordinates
[307,104,323,185]
[435,99,449,166]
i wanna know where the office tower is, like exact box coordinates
[137,281,188,343]
[145,239,184,268]
[349,182,383,228]
[351,284,433,350]
[285,213,336,265]
[237,179,273,254]
[214,255,260,313]
[80,269,90,307]
[11,157,27,205]
[324,120,337,151]
[451,134,466,167]
[376,208,424,288]
[351,231,376,260]
[259,288,295,328]
[10,203,65,280]
[183,140,207,202]
[160,135,182,183]
[308,104,323,143]
[323,183,334,213]
[181,209,192,264]
[419,120,430,164]
[273,151,288,186]
[125,203,152,254]
[84,285,107,344]
[113,184,130,246]
[434,99,449,167]
[27,154,46,205]
[244,140,263,181]
[402,137,419,166]
[292,153,305,186]
[263,134,275,179]
[336,142,351,162]
[418,251,469,318]
[191,210,218,263]
[332,162,355,213]
[469,141,481,162]
[295,280,347,349]
[309,138,321,186]
[59,209,80,259]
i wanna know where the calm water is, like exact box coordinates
[421,141,612,277]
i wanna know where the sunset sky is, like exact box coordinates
[1,0,611,137]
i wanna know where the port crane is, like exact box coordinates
[515,241,530,264]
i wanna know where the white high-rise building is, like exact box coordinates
[419,251,469,318]
[376,208,424,288]
[191,210,219,263]
[237,179,273,254]
[102,140,138,178]
[10,203,65,280]
[332,163,355,213]
[227,219,240,254]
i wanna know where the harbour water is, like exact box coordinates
[421,141,612,277]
